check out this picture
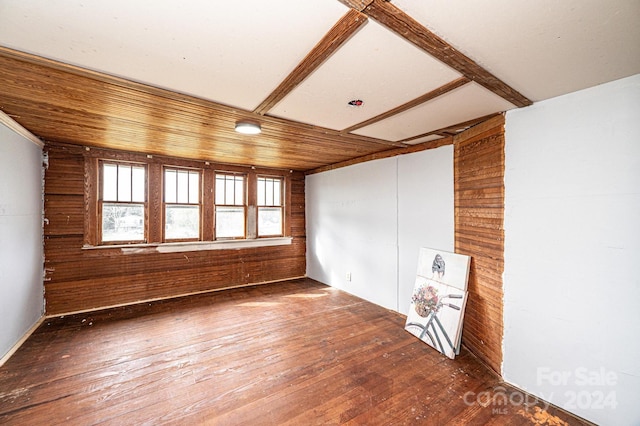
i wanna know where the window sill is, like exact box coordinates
[82,237,293,254]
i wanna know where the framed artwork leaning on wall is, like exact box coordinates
[405,247,471,359]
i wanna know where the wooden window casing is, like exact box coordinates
[257,176,284,237]
[214,173,247,240]
[98,161,147,245]
[84,147,292,248]
[163,167,202,242]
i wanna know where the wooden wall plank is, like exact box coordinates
[44,195,84,236]
[454,116,506,374]
[43,142,307,315]
[147,163,164,243]
[43,151,84,195]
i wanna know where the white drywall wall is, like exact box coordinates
[503,74,640,425]
[306,157,399,310]
[306,146,454,314]
[0,122,44,361]
[397,147,454,314]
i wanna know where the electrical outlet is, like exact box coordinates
[346,272,352,282]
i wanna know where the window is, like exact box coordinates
[257,176,283,237]
[164,168,201,240]
[215,173,246,239]
[100,162,146,243]
[86,149,291,248]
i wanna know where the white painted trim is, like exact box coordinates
[0,110,44,148]
[83,237,293,254]
[0,316,45,367]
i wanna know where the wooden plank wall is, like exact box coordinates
[453,115,505,374]
[43,142,306,315]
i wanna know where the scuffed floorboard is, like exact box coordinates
[0,278,591,425]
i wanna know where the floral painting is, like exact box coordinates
[405,248,471,359]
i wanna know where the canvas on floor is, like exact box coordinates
[405,247,471,359]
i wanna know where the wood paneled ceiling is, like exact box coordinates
[0,0,638,171]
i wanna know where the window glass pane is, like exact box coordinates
[216,206,245,238]
[215,175,225,204]
[165,205,200,239]
[102,203,144,242]
[189,171,199,204]
[265,179,274,206]
[103,164,118,201]
[215,174,244,206]
[257,177,282,206]
[117,165,132,202]
[234,177,244,205]
[132,166,145,202]
[257,178,265,206]
[165,169,176,203]
[258,207,283,236]
[225,178,235,205]
[177,170,189,203]
[274,179,281,206]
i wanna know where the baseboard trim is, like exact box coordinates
[46,276,308,318]
[0,316,45,367]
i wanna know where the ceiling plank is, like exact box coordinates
[342,76,469,133]
[0,47,405,172]
[362,0,532,108]
[253,9,368,116]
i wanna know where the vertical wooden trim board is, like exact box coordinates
[0,110,44,147]
[453,114,505,374]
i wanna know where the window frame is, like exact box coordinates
[214,172,247,240]
[256,175,284,238]
[98,160,148,245]
[84,148,292,250]
[163,166,203,242]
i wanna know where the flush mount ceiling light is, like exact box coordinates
[235,121,261,135]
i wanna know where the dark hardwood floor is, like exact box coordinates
[0,278,589,425]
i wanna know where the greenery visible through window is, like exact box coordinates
[215,173,246,239]
[257,176,283,237]
[101,162,146,243]
[164,168,201,240]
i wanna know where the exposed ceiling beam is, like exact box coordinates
[336,0,375,12]
[0,47,406,173]
[307,134,452,175]
[342,76,470,133]
[361,0,533,108]
[398,113,499,144]
[253,9,368,116]
[437,113,501,134]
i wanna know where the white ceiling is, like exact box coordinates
[0,0,638,146]
[269,19,462,131]
[353,82,515,142]
[393,0,640,102]
[0,0,350,111]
